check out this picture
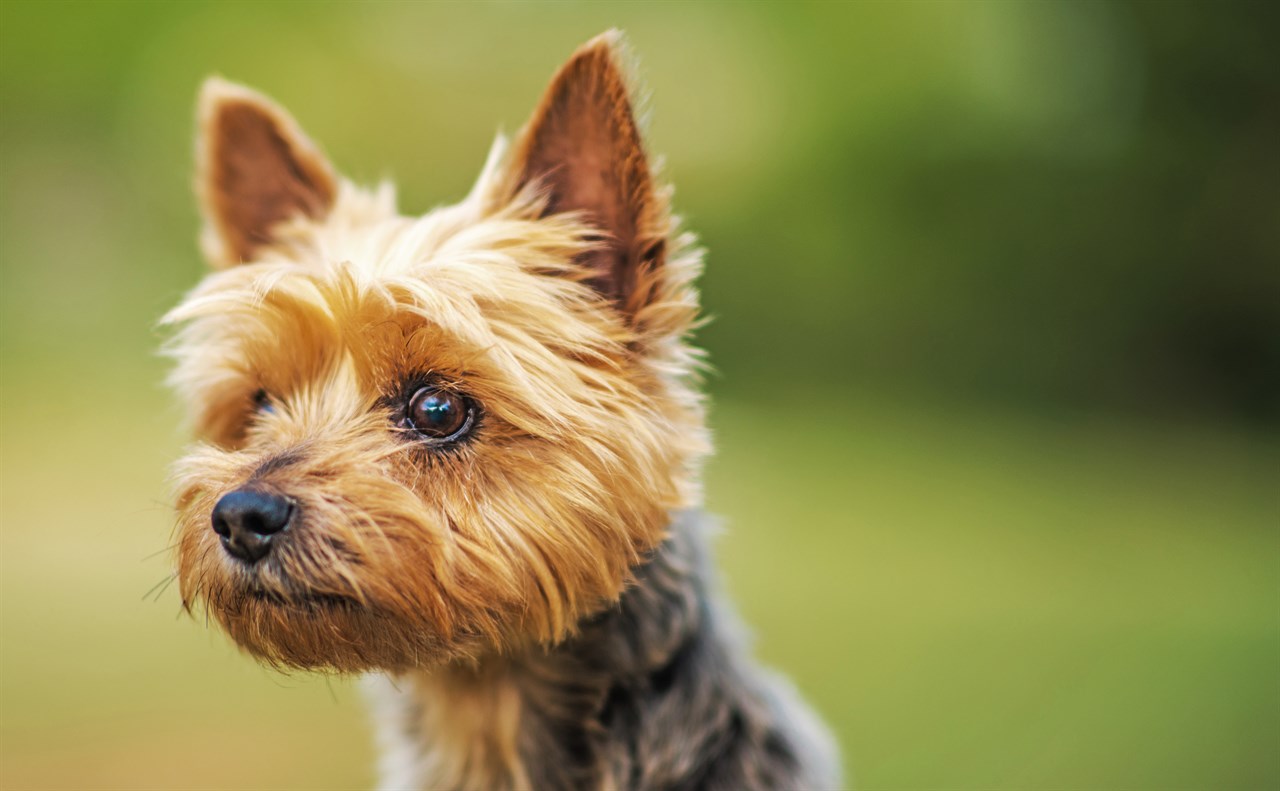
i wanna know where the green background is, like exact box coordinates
[1,2,1276,789]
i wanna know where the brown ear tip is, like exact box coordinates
[199,76,247,109]
[568,29,630,70]
[582,28,625,52]
[196,77,285,127]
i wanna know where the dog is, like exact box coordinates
[163,30,841,791]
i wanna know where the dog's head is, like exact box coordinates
[164,32,708,672]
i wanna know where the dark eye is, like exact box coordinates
[252,389,275,414]
[406,387,473,441]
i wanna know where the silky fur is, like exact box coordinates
[165,31,839,790]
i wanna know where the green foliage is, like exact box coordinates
[1,1,1274,419]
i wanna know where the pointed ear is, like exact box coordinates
[195,78,337,267]
[505,31,669,317]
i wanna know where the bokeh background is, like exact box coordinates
[1,2,1276,789]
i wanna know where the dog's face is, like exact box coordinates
[165,33,708,672]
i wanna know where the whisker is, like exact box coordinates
[149,573,179,603]
[141,541,181,562]
[142,573,177,602]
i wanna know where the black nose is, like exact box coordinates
[211,489,294,564]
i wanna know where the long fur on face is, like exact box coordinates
[165,35,709,673]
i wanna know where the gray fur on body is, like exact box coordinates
[365,511,842,790]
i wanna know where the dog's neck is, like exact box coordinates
[367,511,717,791]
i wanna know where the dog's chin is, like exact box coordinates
[205,587,461,673]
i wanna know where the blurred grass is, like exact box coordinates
[709,393,1278,789]
[2,2,1278,789]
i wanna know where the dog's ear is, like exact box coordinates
[195,78,337,267]
[504,30,669,317]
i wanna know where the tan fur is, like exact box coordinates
[399,664,532,791]
[166,33,709,673]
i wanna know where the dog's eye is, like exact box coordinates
[406,387,473,441]
[252,389,275,414]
